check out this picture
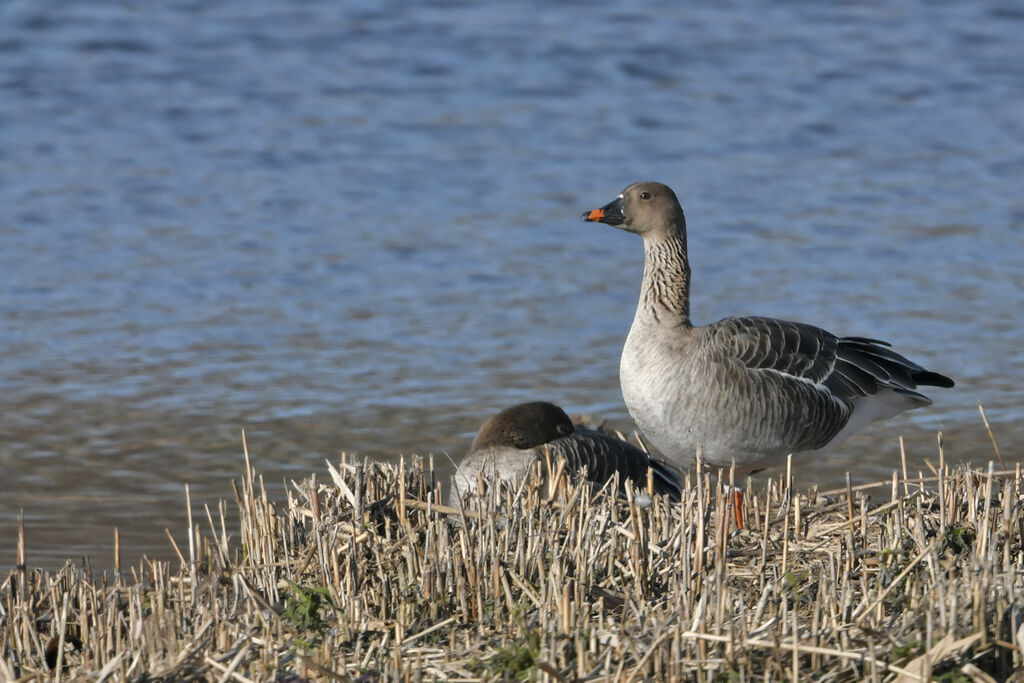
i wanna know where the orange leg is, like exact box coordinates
[733,489,744,530]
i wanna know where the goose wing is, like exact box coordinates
[548,429,681,500]
[708,316,953,451]
[713,316,952,403]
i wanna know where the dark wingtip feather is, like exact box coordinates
[836,336,955,394]
[648,459,682,501]
[913,370,955,388]
[842,335,892,347]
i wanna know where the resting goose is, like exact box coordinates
[451,401,680,503]
[581,182,954,526]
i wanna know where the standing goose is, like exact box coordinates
[451,401,680,503]
[581,182,954,526]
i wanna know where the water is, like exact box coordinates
[2,0,1022,567]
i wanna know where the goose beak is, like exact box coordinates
[581,195,625,226]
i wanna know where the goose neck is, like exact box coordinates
[640,232,692,325]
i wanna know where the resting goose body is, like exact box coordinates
[451,401,680,502]
[581,182,954,493]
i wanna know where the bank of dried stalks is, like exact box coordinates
[2,434,1023,681]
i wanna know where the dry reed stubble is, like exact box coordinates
[2,447,1022,681]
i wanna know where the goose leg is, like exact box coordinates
[733,489,744,530]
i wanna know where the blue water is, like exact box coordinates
[2,0,1022,565]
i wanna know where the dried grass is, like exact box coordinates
[2,432,1023,681]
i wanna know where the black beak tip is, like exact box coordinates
[581,196,625,226]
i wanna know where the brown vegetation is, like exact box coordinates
[2,435,1022,681]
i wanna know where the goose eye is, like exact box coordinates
[640,192,651,200]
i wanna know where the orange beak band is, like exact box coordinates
[580,195,625,226]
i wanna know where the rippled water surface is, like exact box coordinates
[2,0,1022,566]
